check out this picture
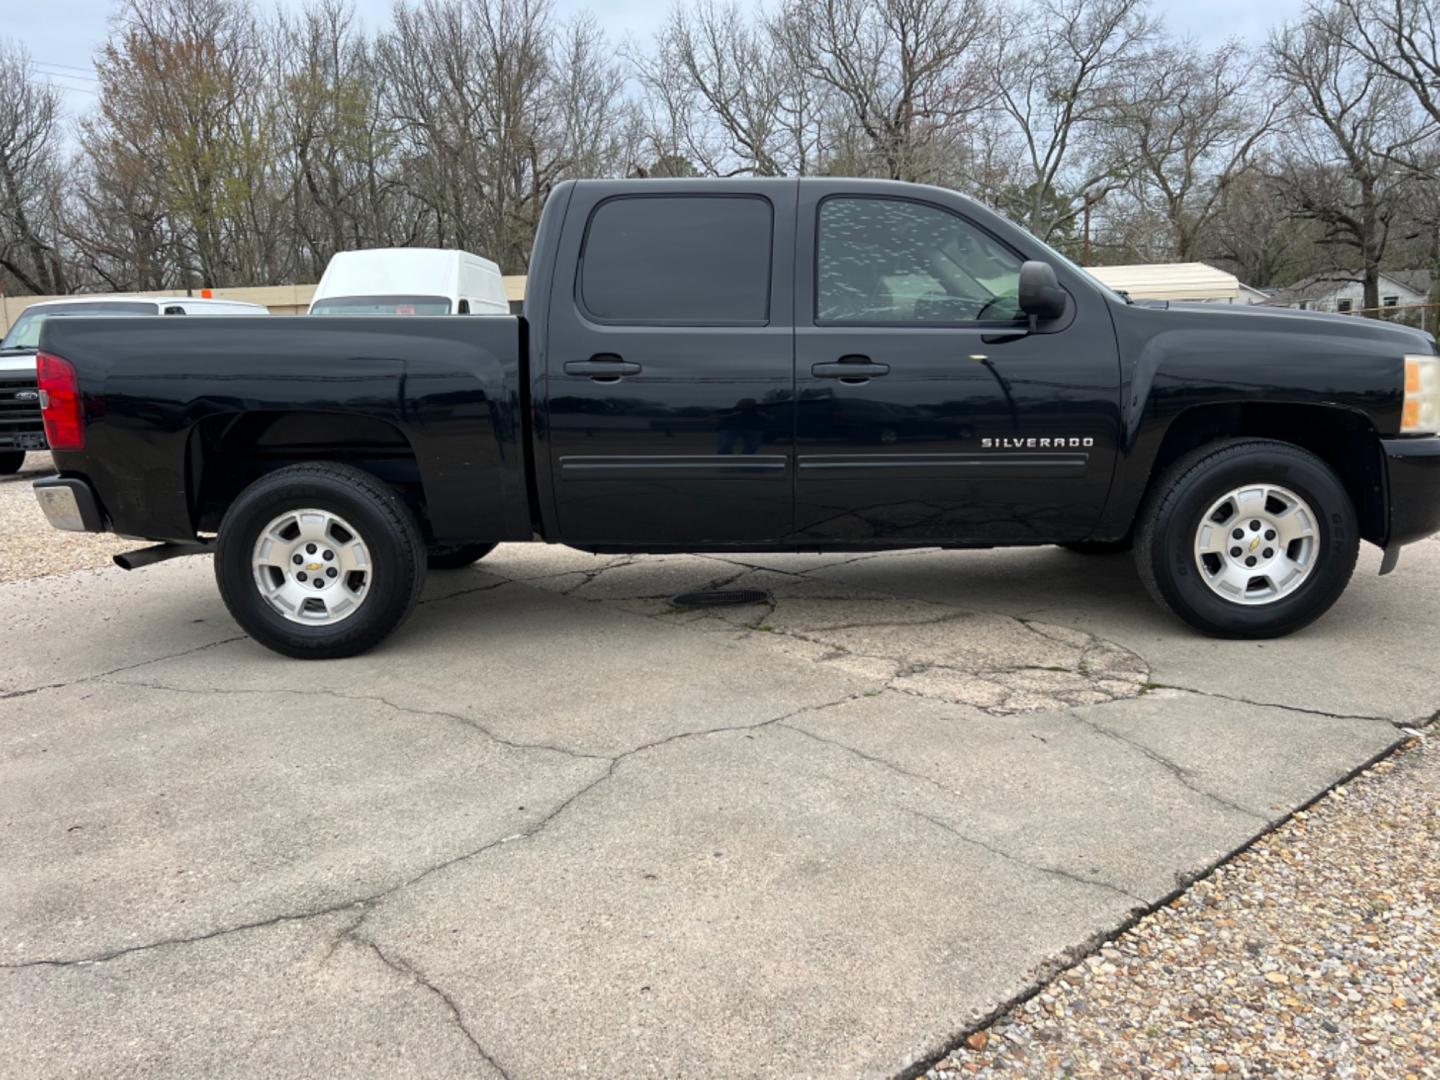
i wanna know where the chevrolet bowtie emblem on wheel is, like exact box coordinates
[307,562,323,571]
[1249,538,1261,553]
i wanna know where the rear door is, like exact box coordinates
[542,182,797,546]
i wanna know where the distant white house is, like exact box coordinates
[1264,270,1432,315]
[1235,282,1274,306]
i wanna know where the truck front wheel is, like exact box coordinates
[215,463,427,659]
[1135,439,1359,638]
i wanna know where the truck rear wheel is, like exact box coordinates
[427,542,496,569]
[1135,439,1358,638]
[215,463,426,659]
[0,450,25,475]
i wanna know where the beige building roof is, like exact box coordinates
[1085,262,1240,302]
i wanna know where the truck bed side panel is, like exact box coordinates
[44,316,529,543]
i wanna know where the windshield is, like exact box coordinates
[310,295,453,316]
[0,301,158,350]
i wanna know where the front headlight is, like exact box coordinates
[1403,354,1440,434]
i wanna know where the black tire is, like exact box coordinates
[0,450,25,475]
[427,542,497,570]
[215,463,427,659]
[1135,439,1358,638]
[1060,537,1132,555]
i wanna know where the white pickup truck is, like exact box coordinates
[0,295,267,473]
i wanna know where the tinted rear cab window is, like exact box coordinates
[579,196,772,325]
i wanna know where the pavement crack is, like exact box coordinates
[790,610,977,635]
[555,556,644,595]
[0,900,370,971]
[776,718,962,801]
[1068,713,1268,821]
[1145,683,1405,727]
[912,812,1145,904]
[359,938,511,1079]
[2,692,865,970]
[417,577,514,607]
[778,718,1143,904]
[100,678,607,763]
[0,635,246,702]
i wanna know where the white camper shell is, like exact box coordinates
[308,249,508,316]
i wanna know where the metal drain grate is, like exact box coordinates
[670,589,771,608]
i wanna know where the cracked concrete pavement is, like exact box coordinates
[2,538,1435,1077]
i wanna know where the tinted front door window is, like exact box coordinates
[817,198,1024,325]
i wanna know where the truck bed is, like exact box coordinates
[42,315,532,544]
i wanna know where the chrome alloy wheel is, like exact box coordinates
[251,508,371,625]
[1193,484,1319,606]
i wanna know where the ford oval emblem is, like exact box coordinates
[14,390,39,403]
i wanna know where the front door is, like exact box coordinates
[793,187,1122,544]
[543,183,796,546]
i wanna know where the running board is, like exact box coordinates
[114,541,212,571]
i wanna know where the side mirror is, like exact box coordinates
[1018,260,1067,325]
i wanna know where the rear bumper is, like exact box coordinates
[33,476,107,533]
[1383,436,1440,547]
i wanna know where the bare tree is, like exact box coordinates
[276,1,424,279]
[1201,167,1320,286]
[84,0,281,288]
[632,1,819,177]
[0,42,68,294]
[771,0,993,183]
[988,0,1154,242]
[378,0,630,272]
[1269,2,1417,311]
[1115,41,1280,261]
[1333,0,1440,142]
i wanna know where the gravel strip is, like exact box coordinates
[0,453,135,582]
[926,731,1439,1079]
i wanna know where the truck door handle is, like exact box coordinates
[812,356,890,383]
[564,355,642,381]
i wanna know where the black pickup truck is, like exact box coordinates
[31,178,1440,658]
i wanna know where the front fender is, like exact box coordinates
[1092,306,1405,539]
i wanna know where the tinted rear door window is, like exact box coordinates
[579,196,772,325]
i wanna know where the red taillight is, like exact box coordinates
[36,352,84,451]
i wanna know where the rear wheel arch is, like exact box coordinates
[187,410,436,538]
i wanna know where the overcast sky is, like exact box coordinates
[9,0,1310,124]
